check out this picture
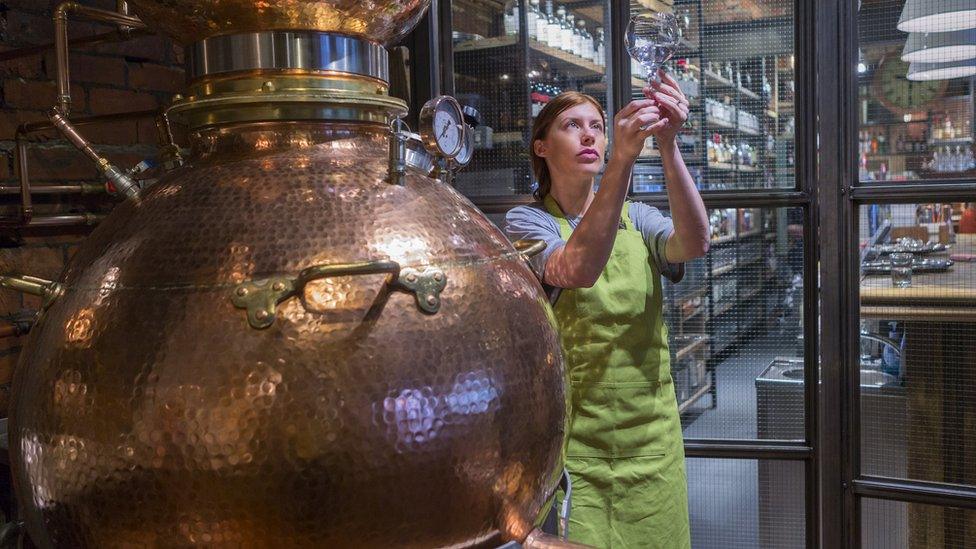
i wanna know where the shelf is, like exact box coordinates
[675,337,708,361]
[711,263,737,277]
[455,36,605,80]
[706,116,761,136]
[740,255,763,267]
[701,69,760,100]
[708,161,759,172]
[711,233,736,245]
[677,378,713,414]
[929,137,973,145]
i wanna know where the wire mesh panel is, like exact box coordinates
[653,206,805,440]
[687,458,805,548]
[857,0,976,184]
[628,0,794,193]
[862,498,976,549]
[451,0,613,198]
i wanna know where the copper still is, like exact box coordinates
[1,1,572,547]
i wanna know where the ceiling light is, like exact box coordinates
[902,29,976,62]
[906,58,976,80]
[898,0,976,33]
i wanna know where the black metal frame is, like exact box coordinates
[404,0,974,545]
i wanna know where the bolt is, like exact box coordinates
[272,281,285,291]
[236,287,249,297]
[262,81,276,92]
[433,272,443,282]
[255,309,270,321]
[426,295,438,306]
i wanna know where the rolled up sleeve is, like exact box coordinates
[630,202,685,283]
[504,205,565,282]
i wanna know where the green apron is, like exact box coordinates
[544,196,690,549]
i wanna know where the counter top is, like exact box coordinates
[860,234,976,321]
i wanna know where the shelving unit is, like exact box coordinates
[666,208,786,415]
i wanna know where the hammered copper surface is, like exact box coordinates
[10,123,566,548]
[126,0,431,45]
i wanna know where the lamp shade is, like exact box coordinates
[898,0,976,33]
[902,29,976,62]
[907,58,976,80]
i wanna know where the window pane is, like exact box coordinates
[688,458,805,548]
[862,498,976,548]
[629,0,795,192]
[857,0,975,184]
[858,202,976,487]
[452,0,613,198]
[668,206,805,440]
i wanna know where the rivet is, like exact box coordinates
[236,287,248,297]
[256,309,270,320]
[426,295,438,305]
[433,272,443,282]
[272,282,285,291]
[262,81,275,92]
[406,273,417,283]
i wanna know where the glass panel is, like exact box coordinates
[857,0,975,183]
[688,458,805,548]
[858,201,976,486]
[862,498,976,548]
[666,206,804,440]
[451,0,612,198]
[629,0,795,192]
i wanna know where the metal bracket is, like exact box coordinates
[232,261,447,329]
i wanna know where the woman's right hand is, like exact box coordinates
[610,98,662,162]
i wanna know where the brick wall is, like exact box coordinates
[0,0,185,414]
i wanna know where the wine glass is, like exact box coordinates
[626,11,680,85]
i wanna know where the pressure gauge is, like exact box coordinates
[453,124,474,167]
[419,96,464,159]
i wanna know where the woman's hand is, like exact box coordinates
[610,98,662,162]
[645,70,690,147]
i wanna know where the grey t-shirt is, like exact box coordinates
[504,201,683,299]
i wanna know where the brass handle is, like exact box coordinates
[232,260,447,329]
[513,239,547,261]
[0,275,64,310]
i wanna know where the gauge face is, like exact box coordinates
[419,96,463,158]
[453,124,474,167]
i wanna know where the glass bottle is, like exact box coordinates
[533,0,547,41]
[576,19,591,59]
[504,1,519,36]
[527,0,541,39]
[563,13,576,54]
[545,2,561,48]
[594,27,605,66]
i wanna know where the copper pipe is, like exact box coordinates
[48,109,141,200]
[19,109,158,135]
[0,28,152,63]
[54,2,146,115]
[0,184,104,195]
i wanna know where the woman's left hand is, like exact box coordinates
[643,70,690,146]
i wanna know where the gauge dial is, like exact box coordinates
[453,124,474,167]
[419,96,464,159]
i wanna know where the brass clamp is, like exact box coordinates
[232,260,447,329]
[0,275,65,310]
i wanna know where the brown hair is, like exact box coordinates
[530,91,606,201]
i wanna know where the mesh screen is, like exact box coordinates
[629,0,794,192]
[862,498,976,548]
[858,202,976,489]
[687,458,805,548]
[857,0,976,183]
[451,0,613,197]
[665,206,805,440]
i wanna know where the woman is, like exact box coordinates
[505,71,709,548]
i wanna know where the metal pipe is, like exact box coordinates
[25,214,104,227]
[53,2,146,115]
[0,184,103,195]
[0,28,152,63]
[48,109,140,200]
[15,140,32,225]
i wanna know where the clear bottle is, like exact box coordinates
[504,1,519,36]
[533,0,547,41]
[576,19,590,59]
[527,0,541,39]
[594,27,605,66]
[545,2,561,48]
[562,12,576,53]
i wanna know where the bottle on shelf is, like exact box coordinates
[504,0,519,36]
[527,0,541,39]
[545,2,561,48]
[575,19,590,59]
[561,10,575,52]
[533,0,548,41]
[594,27,605,67]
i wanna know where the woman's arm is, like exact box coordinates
[649,72,710,262]
[544,100,665,289]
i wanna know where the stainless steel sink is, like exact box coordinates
[780,366,896,386]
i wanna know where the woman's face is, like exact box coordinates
[534,102,606,183]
